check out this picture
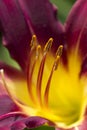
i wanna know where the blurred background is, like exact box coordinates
[0,0,76,68]
[51,0,75,23]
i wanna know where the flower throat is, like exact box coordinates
[27,35,63,107]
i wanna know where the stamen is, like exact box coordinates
[30,35,37,49]
[44,38,53,54]
[36,38,53,106]
[36,45,41,59]
[56,45,63,57]
[36,54,46,106]
[53,56,60,71]
[27,44,41,103]
[44,67,54,107]
[27,35,38,102]
[44,45,63,107]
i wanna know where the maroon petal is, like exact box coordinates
[0,112,26,128]
[0,114,47,129]
[11,121,26,130]
[0,95,18,116]
[25,117,47,128]
[0,0,64,71]
[0,0,32,70]
[0,61,25,79]
[65,0,87,57]
[11,116,47,129]
[18,0,65,52]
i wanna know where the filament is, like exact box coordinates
[36,38,53,106]
[27,35,39,103]
[44,45,63,107]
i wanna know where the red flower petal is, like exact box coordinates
[0,0,64,71]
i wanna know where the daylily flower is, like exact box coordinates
[0,0,87,130]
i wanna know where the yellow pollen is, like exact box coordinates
[30,35,37,49]
[44,38,53,54]
[56,45,63,57]
[53,45,63,70]
[27,35,63,108]
[36,45,41,59]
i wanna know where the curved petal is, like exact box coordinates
[18,0,65,52]
[11,117,47,129]
[0,112,26,128]
[0,114,47,129]
[65,0,87,58]
[0,62,25,115]
[24,116,47,128]
[0,0,32,70]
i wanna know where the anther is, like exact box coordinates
[27,45,41,104]
[36,45,41,59]
[56,45,63,57]
[36,38,53,106]
[44,38,53,54]
[53,45,63,70]
[30,35,37,49]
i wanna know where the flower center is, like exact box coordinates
[26,35,87,128]
[1,35,87,129]
[27,35,63,107]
